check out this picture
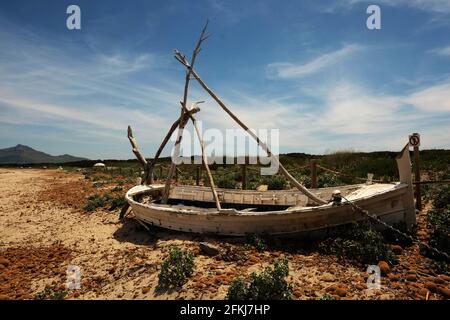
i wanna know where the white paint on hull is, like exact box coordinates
[125,183,414,236]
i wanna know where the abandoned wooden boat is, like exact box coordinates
[126,146,415,236]
[124,22,416,236]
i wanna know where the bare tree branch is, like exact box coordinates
[127,125,147,167]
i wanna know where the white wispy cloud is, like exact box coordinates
[95,53,155,75]
[430,45,450,56]
[404,82,450,112]
[267,44,363,79]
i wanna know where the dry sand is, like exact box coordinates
[0,168,448,300]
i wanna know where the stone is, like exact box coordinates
[355,284,366,290]
[418,288,428,298]
[438,275,450,282]
[437,286,450,298]
[433,277,445,284]
[293,289,303,298]
[325,284,337,292]
[391,245,403,255]
[388,273,401,282]
[199,242,220,256]
[0,258,10,267]
[406,274,417,282]
[378,261,390,276]
[320,273,334,282]
[335,287,347,297]
[425,282,438,293]
[141,287,150,294]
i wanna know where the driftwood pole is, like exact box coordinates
[127,126,147,168]
[144,118,181,184]
[162,21,212,204]
[173,54,326,205]
[122,125,149,219]
[190,110,222,210]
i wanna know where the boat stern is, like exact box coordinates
[396,144,416,229]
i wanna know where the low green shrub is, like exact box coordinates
[109,194,127,211]
[321,222,396,265]
[427,206,450,230]
[215,174,237,189]
[431,185,450,210]
[226,277,248,300]
[382,222,416,247]
[84,194,110,212]
[263,175,287,190]
[317,173,342,188]
[34,288,67,300]
[318,293,336,300]
[424,186,450,261]
[226,258,292,300]
[158,248,195,289]
[246,234,266,252]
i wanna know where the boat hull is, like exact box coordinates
[126,183,415,236]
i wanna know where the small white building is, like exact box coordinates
[93,163,106,170]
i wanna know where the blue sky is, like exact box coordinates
[0,0,449,159]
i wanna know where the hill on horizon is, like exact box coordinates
[0,144,88,164]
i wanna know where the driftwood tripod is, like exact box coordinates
[127,21,326,213]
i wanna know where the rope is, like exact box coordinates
[341,195,450,261]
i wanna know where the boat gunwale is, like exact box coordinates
[125,182,409,217]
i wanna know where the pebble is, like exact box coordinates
[388,273,401,282]
[391,245,403,255]
[438,275,450,282]
[355,284,366,290]
[425,282,438,293]
[320,273,334,282]
[433,277,445,285]
[0,258,10,267]
[378,261,390,276]
[406,274,417,282]
[437,286,450,298]
[199,242,220,256]
[417,288,428,298]
[335,287,347,297]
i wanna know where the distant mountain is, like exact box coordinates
[0,144,88,164]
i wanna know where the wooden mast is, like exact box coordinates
[161,21,222,209]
